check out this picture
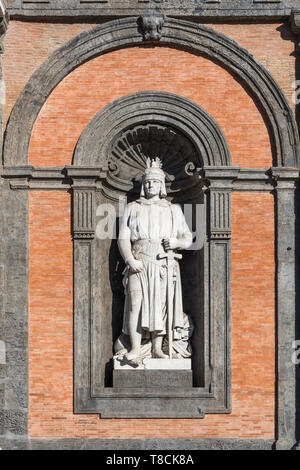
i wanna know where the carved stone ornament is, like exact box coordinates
[139,13,165,41]
[73,91,232,202]
[108,123,200,202]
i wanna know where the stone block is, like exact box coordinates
[114,357,191,370]
[113,369,193,388]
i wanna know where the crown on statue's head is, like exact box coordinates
[146,157,163,169]
[143,157,165,183]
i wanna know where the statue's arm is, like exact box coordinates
[118,206,133,263]
[178,228,193,250]
[175,204,193,250]
[163,204,193,251]
[118,237,133,265]
[118,205,143,273]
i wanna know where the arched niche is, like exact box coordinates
[71,92,233,418]
[73,91,231,201]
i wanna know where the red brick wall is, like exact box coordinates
[3,21,97,126]
[4,21,295,126]
[4,22,296,169]
[4,19,284,439]
[28,191,275,438]
[27,46,272,169]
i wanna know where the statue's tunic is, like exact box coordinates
[119,197,192,336]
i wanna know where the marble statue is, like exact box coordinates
[115,158,193,366]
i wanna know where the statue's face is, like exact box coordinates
[143,178,161,198]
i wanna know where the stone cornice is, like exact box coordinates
[2,165,107,190]
[271,166,300,189]
[3,165,300,192]
[6,0,297,20]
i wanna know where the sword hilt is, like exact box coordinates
[158,252,182,261]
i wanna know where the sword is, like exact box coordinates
[158,249,182,359]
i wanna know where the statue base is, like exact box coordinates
[113,369,193,389]
[113,358,193,388]
[114,358,191,370]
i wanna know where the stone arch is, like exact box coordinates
[3,16,299,167]
[74,91,231,168]
[73,91,231,200]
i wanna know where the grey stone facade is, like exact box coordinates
[0,0,300,450]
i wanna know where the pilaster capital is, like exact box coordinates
[271,167,300,190]
[202,167,240,191]
[65,166,107,190]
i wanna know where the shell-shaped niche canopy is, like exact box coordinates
[106,123,202,202]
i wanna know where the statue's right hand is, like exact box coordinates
[127,258,144,274]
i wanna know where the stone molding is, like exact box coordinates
[6,1,299,20]
[3,165,300,191]
[73,91,231,201]
[3,17,299,168]
[0,437,276,450]
[74,92,231,168]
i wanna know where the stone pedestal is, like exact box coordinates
[113,369,193,389]
[114,358,191,370]
[113,358,193,388]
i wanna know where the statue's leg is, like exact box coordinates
[152,333,168,359]
[124,274,143,361]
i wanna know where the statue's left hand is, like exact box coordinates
[127,258,144,274]
[163,238,180,251]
